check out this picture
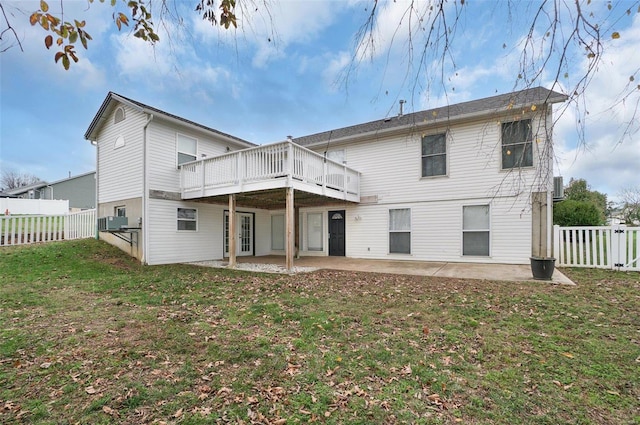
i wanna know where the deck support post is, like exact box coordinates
[286,187,294,271]
[228,194,236,268]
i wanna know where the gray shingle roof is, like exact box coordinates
[293,87,567,147]
[85,92,256,147]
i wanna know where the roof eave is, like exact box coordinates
[299,94,568,148]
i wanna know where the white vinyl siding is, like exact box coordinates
[147,121,239,193]
[96,105,146,203]
[306,112,547,264]
[146,199,223,265]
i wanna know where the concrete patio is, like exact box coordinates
[199,255,575,285]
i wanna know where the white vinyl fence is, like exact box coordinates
[554,224,640,271]
[0,209,96,246]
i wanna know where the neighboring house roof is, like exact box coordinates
[5,181,49,196]
[293,87,568,148]
[5,172,96,196]
[47,171,95,186]
[85,92,256,148]
[0,191,18,198]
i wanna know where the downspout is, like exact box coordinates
[143,114,154,264]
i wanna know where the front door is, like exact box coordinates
[224,212,254,256]
[328,210,345,256]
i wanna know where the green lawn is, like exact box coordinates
[1,240,639,424]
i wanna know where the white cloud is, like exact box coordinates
[554,13,640,200]
[191,0,346,68]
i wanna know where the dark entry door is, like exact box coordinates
[328,210,346,256]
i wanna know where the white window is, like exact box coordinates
[271,214,285,251]
[462,205,490,256]
[115,206,126,217]
[389,208,411,254]
[177,208,197,231]
[502,119,533,169]
[177,134,197,166]
[114,107,125,124]
[421,133,446,177]
[326,149,345,164]
[307,212,323,251]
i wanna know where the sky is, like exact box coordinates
[1,0,638,202]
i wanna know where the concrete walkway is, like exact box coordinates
[225,255,575,285]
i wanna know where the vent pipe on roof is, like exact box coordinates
[398,100,406,117]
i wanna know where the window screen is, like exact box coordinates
[177,134,197,165]
[177,208,197,231]
[389,208,411,254]
[502,120,533,169]
[462,205,490,256]
[421,133,446,177]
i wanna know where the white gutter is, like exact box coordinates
[301,96,568,149]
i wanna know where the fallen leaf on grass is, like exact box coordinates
[606,390,620,396]
[85,386,97,394]
[401,364,412,375]
[561,352,574,359]
[40,362,52,369]
[173,408,183,418]
[102,406,118,416]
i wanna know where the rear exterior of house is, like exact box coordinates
[86,88,566,266]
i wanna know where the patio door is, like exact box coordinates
[328,210,345,256]
[224,212,254,256]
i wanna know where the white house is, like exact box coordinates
[85,88,567,268]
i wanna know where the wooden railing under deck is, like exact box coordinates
[180,141,360,202]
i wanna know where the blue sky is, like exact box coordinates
[1,0,638,201]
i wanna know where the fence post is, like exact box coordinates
[553,225,560,263]
[611,224,621,270]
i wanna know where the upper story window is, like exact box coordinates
[114,107,125,124]
[421,133,446,177]
[326,149,346,164]
[501,119,533,169]
[177,134,197,166]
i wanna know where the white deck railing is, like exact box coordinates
[180,141,360,201]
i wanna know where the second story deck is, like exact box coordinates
[180,141,360,203]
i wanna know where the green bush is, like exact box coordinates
[553,200,603,226]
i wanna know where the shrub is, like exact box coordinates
[553,200,603,226]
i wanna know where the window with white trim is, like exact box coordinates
[177,208,197,231]
[502,119,533,169]
[421,133,446,177]
[177,134,197,166]
[307,212,323,251]
[462,205,490,256]
[115,206,126,217]
[271,214,285,250]
[389,208,411,254]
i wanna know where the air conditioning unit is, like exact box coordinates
[98,216,128,231]
[553,176,564,201]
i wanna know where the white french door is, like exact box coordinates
[224,212,254,256]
